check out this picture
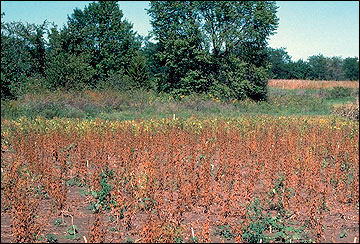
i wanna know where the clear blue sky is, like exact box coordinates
[1,1,359,61]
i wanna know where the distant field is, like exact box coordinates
[268,79,359,90]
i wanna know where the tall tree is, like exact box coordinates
[307,54,328,80]
[64,1,142,84]
[44,24,95,90]
[267,47,292,79]
[148,1,279,100]
[1,13,48,99]
[148,1,210,96]
[126,50,151,89]
[326,56,344,80]
[141,35,163,81]
[288,59,313,79]
[343,57,359,81]
[199,1,279,100]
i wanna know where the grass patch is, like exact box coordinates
[1,86,358,121]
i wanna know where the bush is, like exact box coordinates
[45,53,95,90]
[44,233,58,243]
[19,100,86,119]
[15,75,50,97]
[96,70,133,91]
[328,87,353,98]
[1,100,20,120]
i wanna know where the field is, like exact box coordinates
[1,79,359,243]
[268,79,359,90]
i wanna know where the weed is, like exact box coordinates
[89,168,116,213]
[242,195,311,243]
[66,176,85,187]
[53,218,65,227]
[339,229,347,238]
[214,224,236,241]
[139,197,157,211]
[44,233,58,243]
[126,237,134,243]
[109,226,117,232]
[241,197,270,242]
[64,225,80,241]
[266,214,309,243]
[30,185,49,199]
[190,236,198,243]
[79,187,90,196]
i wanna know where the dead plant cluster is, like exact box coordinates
[1,117,359,242]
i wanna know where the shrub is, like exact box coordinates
[96,70,133,91]
[328,87,352,98]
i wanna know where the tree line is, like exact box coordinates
[1,1,358,101]
[267,47,359,81]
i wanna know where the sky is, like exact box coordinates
[1,1,359,62]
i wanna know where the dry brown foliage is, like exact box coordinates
[1,117,358,242]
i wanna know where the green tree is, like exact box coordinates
[126,50,150,89]
[44,25,95,90]
[64,1,141,85]
[267,47,292,79]
[1,13,48,99]
[326,56,344,80]
[148,1,210,96]
[198,1,279,100]
[141,36,163,82]
[148,1,279,100]
[307,54,328,80]
[288,59,313,79]
[343,57,359,80]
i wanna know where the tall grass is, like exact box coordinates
[1,82,358,121]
